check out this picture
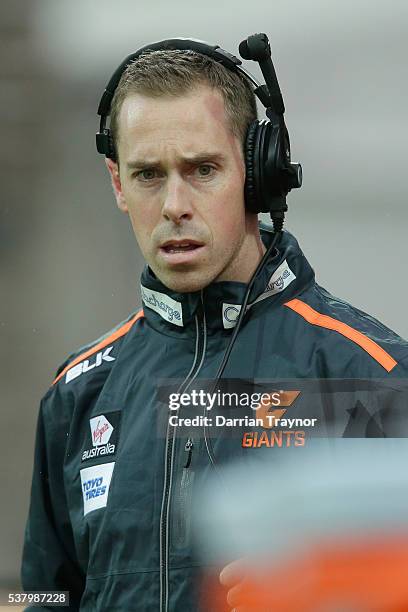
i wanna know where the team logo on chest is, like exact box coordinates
[81,411,121,462]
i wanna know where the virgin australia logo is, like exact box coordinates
[90,415,113,446]
[82,413,118,462]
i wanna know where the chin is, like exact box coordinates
[159,270,214,294]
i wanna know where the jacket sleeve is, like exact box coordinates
[21,390,85,611]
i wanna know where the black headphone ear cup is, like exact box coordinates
[244,121,261,213]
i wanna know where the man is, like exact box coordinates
[21,41,408,612]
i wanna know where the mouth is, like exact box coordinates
[158,239,206,265]
[160,239,204,254]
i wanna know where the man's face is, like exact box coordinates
[107,85,257,293]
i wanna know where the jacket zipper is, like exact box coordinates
[183,438,193,468]
[172,440,195,549]
[159,293,206,612]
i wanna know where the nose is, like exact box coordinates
[161,173,193,224]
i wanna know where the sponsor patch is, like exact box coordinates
[65,346,115,384]
[81,411,121,463]
[263,259,296,296]
[222,303,242,329]
[140,285,183,327]
[90,414,113,446]
[80,462,115,515]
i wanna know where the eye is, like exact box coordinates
[196,164,215,177]
[136,168,158,181]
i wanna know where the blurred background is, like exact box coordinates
[1,0,407,596]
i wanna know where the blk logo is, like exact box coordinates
[65,346,115,383]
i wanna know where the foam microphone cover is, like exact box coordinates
[238,39,251,60]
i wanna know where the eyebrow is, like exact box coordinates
[126,152,226,170]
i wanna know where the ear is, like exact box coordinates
[105,158,128,213]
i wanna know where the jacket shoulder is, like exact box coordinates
[50,309,144,390]
[284,284,408,376]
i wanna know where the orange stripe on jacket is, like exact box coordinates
[52,309,144,385]
[284,299,397,373]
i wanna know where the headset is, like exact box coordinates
[96,33,302,225]
[96,33,302,468]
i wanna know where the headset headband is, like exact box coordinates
[97,38,262,117]
[96,33,302,220]
[96,36,286,143]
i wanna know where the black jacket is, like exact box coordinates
[21,227,408,611]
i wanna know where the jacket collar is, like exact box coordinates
[139,223,315,335]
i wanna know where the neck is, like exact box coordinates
[216,225,266,285]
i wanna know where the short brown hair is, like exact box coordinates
[110,49,258,160]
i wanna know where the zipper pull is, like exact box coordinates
[184,438,194,468]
